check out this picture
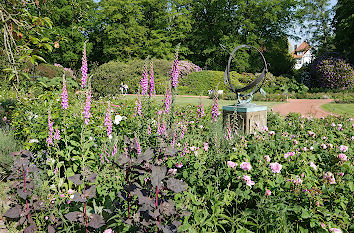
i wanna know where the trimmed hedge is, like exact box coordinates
[179,71,308,96]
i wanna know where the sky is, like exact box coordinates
[288,0,338,50]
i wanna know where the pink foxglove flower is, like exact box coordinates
[211,94,219,122]
[149,62,155,97]
[140,64,149,95]
[81,42,88,88]
[112,143,117,157]
[268,131,275,136]
[263,126,268,132]
[135,135,141,155]
[171,48,179,88]
[176,162,183,168]
[284,151,295,159]
[61,76,68,109]
[308,131,315,137]
[134,95,142,116]
[196,101,204,119]
[269,162,282,173]
[104,106,112,137]
[265,189,271,196]
[46,113,54,146]
[83,89,91,125]
[227,161,237,168]
[163,85,172,114]
[339,145,348,152]
[54,129,60,141]
[157,117,166,135]
[240,162,252,171]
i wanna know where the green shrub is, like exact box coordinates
[91,59,173,96]
[0,129,18,179]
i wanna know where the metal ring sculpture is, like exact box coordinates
[223,45,268,105]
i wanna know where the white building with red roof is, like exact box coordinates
[292,41,313,69]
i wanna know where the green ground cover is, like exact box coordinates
[321,103,354,117]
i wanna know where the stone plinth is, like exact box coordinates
[223,104,267,134]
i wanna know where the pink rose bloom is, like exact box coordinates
[338,153,347,162]
[339,145,348,152]
[264,155,271,162]
[284,151,295,159]
[308,131,315,137]
[168,168,177,175]
[268,131,275,136]
[203,142,209,151]
[321,144,327,149]
[265,189,271,196]
[329,177,336,184]
[240,162,252,171]
[103,229,114,233]
[296,177,303,185]
[269,162,282,173]
[330,228,343,233]
[176,163,183,168]
[67,189,74,195]
[227,161,237,168]
[309,161,317,171]
[242,175,255,187]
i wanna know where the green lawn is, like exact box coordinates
[121,95,280,109]
[321,103,354,117]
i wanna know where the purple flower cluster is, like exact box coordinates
[311,54,354,89]
[61,77,68,110]
[83,89,91,125]
[178,60,202,78]
[140,64,149,95]
[135,135,141,155]
[81,43,88,88]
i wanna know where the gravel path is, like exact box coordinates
[272,99,335,118]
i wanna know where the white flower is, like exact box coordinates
[114,115,123,125]
[198,125,204,129]
[29,139,39,143]
[108,135,113,140]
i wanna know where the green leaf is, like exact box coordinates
[301,209,311,219]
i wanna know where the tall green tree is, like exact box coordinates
[301,0,335,55]
[38,0,96,69]
[333,0,354,63]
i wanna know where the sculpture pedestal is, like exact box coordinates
[222,104,267,134]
